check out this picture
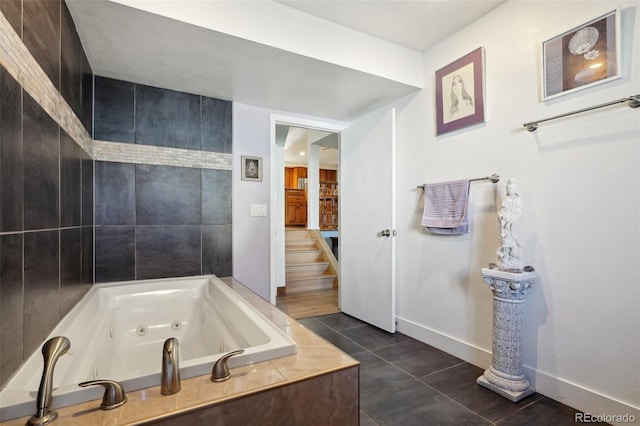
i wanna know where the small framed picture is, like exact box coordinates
[241,155,263,182]
[435,47,485,136]
[542,9,621,101]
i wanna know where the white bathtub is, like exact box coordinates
[0,275,296,421]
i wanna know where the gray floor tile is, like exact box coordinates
[495,397,609,426]
[374,339,464,377]
[421,362,543,422]
[360,409,379,426]
[296,317,332,334]
[341,325,412,351]
[316,329,368,355]
[353,351,418,400]
[362,378,490,426]
[315,312,367,330]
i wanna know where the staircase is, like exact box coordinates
[284,229,338,294]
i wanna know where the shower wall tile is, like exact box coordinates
[0,66,23,232]
[23,94,59,230]
[95,161,135,225]
[135,85,201,150]
[202,169,232,225]
[202,97,232,153]
[60,228,85,314]
[23,230,60,358]
[60,228,91,317]
[60,131,82,227]
[81,55,93,135]
[136,226,202,280]
[82,226,94,285]
[82,155,94,226]
[136,165,202,225]
[0,234,24,386]
[94,76,135,143]
[95,226,135,282]
[23,0,61,89]
[60,3,83,121]
[0,0,22,36]
[203,225,232,277]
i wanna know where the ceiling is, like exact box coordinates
[66,1,504,122]
[276,1,505,53]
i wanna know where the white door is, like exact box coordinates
[340,108,396,332]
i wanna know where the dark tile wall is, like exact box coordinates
[94,76,233,284]
[0,1,94,387]
[95,162,233,282]
[94,76,232,153]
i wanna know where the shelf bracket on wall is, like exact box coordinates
[523,94,640,132]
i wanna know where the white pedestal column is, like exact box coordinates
[477,268,536,402]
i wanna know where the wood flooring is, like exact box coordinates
[276,288,340,319]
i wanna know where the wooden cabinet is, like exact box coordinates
[285,189,307,226]
[319,169,337,182]
[285,167,308,189]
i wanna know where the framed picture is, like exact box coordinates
[435,47,485,136]
[542,9,621,101]
[241,155,263,182]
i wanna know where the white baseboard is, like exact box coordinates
[396,316,639,426]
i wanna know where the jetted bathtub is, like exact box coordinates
[0,275,296,421]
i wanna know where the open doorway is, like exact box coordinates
[269,115,346,319]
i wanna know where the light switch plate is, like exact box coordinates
[250,204,268,216]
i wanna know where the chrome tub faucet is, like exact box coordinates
[161,338,181,395]
[27,336,71,426]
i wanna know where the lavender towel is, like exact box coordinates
[421,179,470,235]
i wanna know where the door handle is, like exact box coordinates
[381,229,391,237]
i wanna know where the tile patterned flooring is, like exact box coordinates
[298,313,609,426]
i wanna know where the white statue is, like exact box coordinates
[496,177,524,272]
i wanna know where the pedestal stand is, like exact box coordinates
[477,268,536,402]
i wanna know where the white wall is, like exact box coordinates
[232,103,272,300]
[394,0,639,419]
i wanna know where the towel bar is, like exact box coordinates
[417,174,499,189]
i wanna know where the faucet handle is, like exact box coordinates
[79,380,127,410]
[211,349,245,382]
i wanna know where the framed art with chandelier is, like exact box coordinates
[542,8,621,101]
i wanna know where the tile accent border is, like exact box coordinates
[0,12,93,156]
[93,140,232,170]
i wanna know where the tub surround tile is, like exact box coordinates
[201,97,232,153]
[202,169,232,225]
[135,226,202,280]
[202,225,232,277]
[60,4,83,122]
[1,280,359,426]
[22,0,61,89]
[81,226,94,285]
[0,66,23,232]
[93,76,135,143]
[80,55,93,135]
[60,228,86,315]
[23,230,60,357]
[81,155,93,226]
[95,161,135,225]
[135,84,201,150]
[22,94,59,230]
[0,234,24,386]
[95,226,135,282]
[60,131,82,227]
[135,165,202,225]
